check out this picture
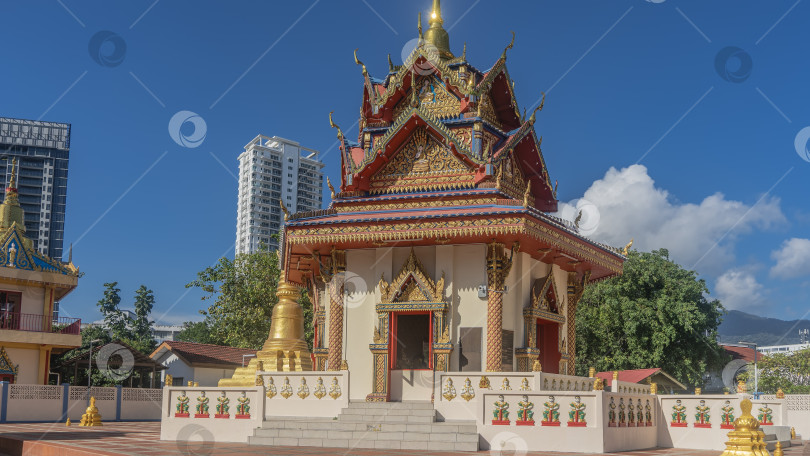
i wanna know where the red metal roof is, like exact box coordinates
[721,344,764,362]
[150,340,257,367]
[596,368,662,386]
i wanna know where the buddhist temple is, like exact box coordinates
[172,3,803,452]
[275,0,625,402]
[0,159,80,384]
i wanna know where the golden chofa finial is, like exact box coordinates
[528,95,544,125]
[328,111,344,142]
[622,239,634,256]
[387,53,394,72]
[279,199,290,221]
[417,11,423,39]
[326,176,336,200]
[501,31,515,60]
[353,49,367,75]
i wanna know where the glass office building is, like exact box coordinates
[0,117,70,260]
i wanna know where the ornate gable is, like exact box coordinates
[530,271,562,315]
[369,127,474,194]
[0,347,18,376]
[392,75,460,121]
[378,249,444,303]
[0,224,78,276]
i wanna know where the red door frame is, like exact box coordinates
[536,318,561,374]
[389,311,434,370]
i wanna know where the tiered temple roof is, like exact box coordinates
[281,0,624,285]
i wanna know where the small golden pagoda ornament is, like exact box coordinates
[219,250,312,386]
[719,398,769,456]
[79,397,102,427]
[65,418,71,427]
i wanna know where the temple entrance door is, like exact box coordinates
[536,319,560,374]
[390,312,433,370]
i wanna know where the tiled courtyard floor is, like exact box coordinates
[0,422,805,456]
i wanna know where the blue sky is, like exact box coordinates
[1,0,808,325]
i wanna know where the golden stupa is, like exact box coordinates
[218,254,312,386]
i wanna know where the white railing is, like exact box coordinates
[611,379,651,395]
[160,387,263,444]
[258,370,349,418]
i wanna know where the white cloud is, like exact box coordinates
[770,238,810,279]
[714,269,765,312]
[557,165,785,275]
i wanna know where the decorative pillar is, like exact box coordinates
[485,242,518,372]
[327,272,346,371]
[367,314,389,402]
[312,279,328,371]
[564,271,589,376]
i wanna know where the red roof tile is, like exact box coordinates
[596,368,662,386]
[150,340,257,367]
[721,344,764,362]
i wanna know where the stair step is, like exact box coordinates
[251,400,479,451]
[248,436,478,452]
[346,401,434,410]
[341,407,436,417]
[338,413,435,423]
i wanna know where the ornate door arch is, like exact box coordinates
[515,272,566,372]
[366,249,451,402]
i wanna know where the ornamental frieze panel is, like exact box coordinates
[336,197,499,213]
[392,76,460,120]
[286,217,623,274]
[369,128,474,194]
[479,93,501,129]
[495,154,529,203]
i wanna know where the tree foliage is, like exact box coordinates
[575,249,727,388]
[186,250,315,350]
[131,285,157,353]
[176,321,222,345]
[741,348,810,394]
[98,282,131,341]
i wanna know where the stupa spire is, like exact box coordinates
[0,158,25,233]
[423,0,453,59]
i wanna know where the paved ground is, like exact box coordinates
[0,422,805,456]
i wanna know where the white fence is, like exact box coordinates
[160,387,264,444]
[0,383,162,422]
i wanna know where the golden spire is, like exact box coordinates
[8,158,17,190]
[423,0,453,59]
[418,12,423,39]
[0,158,25,234]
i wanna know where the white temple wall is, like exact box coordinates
[452,244,486,371]
[435,245,457,370]
[344,248,379,401]
[5,347,39,384]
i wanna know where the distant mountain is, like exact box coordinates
[718,310,810,347]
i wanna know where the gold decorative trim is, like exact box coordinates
[288,218,623,275]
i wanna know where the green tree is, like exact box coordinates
[131,285,157,353]
[186,250,315,350]
[97,282,131,341]
[176,321,221,345]
[740,348,810,394]
[575,249,727,388]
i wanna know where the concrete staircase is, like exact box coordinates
[249,401,479,451]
